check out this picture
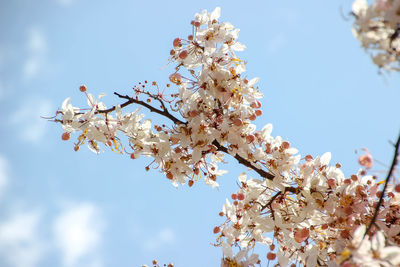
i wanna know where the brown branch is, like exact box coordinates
[97,92,281,184]
[212,140,275,180]
[365,132,400,237]
[110,92,186,125]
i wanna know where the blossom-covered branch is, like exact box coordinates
[352,0,400,72]
[52,6,400,267]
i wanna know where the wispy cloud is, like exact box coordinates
[0,155,8,200]
[10,97,53,143]
[143,228,176,252]
[53,203,105,267]
[23,28,47,80]
[0,210,45,267]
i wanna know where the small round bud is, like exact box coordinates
[267,252,276,260]
[249,114,257,121]
[237,193,245,201]
[166,172,173,180]
[395,184,400,193]
[74,146,79,151]
[213,226,220,234]
[188,35,194,41]
[219,212,224,217]
[255,110,262,117]
[179,50,188,59]
[269,244,275,250]
[188,180,194,187]
[79,85,87,92]
[194,21,201,28]
[281,141,290,150]
[351,174,358,181]
[130,153,135,159]
[250,100,261,108]
[246,134,255,143]
[233,118,243,127]
[62,132,70,141]
[173,38,181,47]
[231,193,238,200]
[305,155,313,162]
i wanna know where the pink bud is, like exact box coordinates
[246,134,255,143]
[250,100,261,108]
[179,50,188,59]
[267,252,276,261]
[249,114,257,121]
[305,155,313,162]
[61,132,70,141]
[281,141,290,150]
[395,184,400,193]
[358,148,373,169]
[255,110,262,116]
[173,38,181,47]
[233,118,243,127]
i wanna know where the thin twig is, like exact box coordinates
[97,92,281,184]
[211,140,275,180]
[365,132,400,236]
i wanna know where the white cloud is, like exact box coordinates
[10,98,53,143]
[0,210,45,267]
[53,203,105,267]
[23,28,47,80]
[0,155,8,199]
[143,228,176,251]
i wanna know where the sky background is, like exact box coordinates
[0,0,399,266]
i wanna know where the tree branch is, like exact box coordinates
[365,132,400,236]
[108,92,186,125]
[100,92,279,182]
[211,140,275,180]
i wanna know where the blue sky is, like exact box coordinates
[0,0,399,266]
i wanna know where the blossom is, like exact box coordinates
[52,5,400,266]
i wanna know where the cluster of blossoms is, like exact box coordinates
[352,0,400,72]
[54,7,400,267]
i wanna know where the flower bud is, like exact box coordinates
[173,38,181,47]
[62,132,70,141]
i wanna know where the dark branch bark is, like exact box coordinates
[99,92,278,182]
[365,132,400,236]
[110,92,186,125]
[211,140,275,180]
